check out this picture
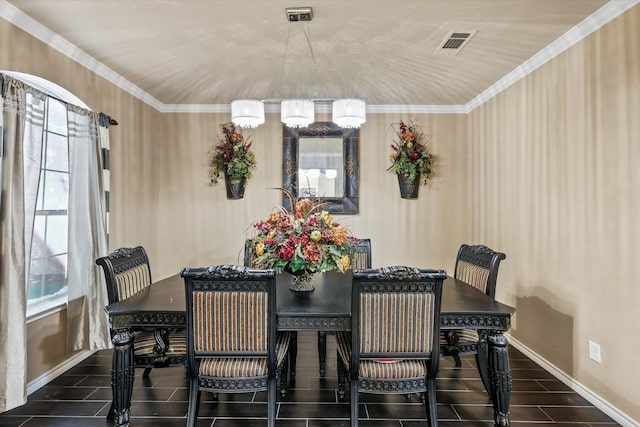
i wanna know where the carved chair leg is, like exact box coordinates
[337,353,347,401]
[317,331,327,377]
[475,330,491,396]
[289,331,298,380]
[425,377,438,427]
[279,355,289,398]
[445,330,462,367]
[452,353,462,367]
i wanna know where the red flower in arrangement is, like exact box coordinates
[208,122,257,187]
[388,119,433,184]
[248,194,356,278]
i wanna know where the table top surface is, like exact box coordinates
[105,271,515,321]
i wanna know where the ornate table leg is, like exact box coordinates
[488,332,512,427]
[109,330,135,427]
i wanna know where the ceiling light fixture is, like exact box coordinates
[281,99,315,128]
[332,98,366,128]
[230,99,265,128]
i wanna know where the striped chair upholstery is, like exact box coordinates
[352,238,372,270]
[315,238,373,377]
[336,266,446,427]
[182,265,290,427]
[115,264,150,300]
[440,244,506,392]
[96,246,187,375]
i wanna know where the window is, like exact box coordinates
[2,71,90,319]
[26,97,70,317]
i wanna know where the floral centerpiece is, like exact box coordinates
[248,195,356,291]
[209,122,256,198]
[387,120,433,197]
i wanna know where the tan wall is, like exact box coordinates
[25,313,68,383]
[467,6,640,420]
[153,111,469,278]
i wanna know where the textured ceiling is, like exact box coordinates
[4,0,617,107]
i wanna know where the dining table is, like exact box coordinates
[104,270,516,427]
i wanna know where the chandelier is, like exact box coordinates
[229,98,366,129]
[230,99,265,128]
[332,98,366,128]
[227,7,366,130]
[280,99,315,128]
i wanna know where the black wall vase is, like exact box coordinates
[397,173,420,199]
[224,174,246,199]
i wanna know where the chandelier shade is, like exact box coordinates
[281,99,315,128]
[230,99,265,128]
[332,98,366,128]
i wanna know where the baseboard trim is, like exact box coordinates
[26,350,95,395]
[507,334,638,427]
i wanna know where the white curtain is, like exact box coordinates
[66,105,111,351]
[0,75,46,412]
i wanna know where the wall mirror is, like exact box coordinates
[282,122,359,214]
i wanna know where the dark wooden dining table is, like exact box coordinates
[105,270,516,427]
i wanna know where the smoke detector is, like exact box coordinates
[286,7,313,22]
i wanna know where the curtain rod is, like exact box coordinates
[0,73,118,126]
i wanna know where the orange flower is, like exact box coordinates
[303,243,320,264]
[330,226,348,246]
[295,199,315,216]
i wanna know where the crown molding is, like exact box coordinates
[2,0,637,115]
[466,0,640,111]
[0,0,164,111]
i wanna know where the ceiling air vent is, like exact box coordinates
[435,30,477,56]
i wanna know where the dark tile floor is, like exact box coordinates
[0,332,620,426]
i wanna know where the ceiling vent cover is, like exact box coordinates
[436,30,477,55]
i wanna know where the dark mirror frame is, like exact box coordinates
[282,121,359,214]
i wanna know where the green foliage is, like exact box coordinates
[387,119,433,184]
[209,122,257,187]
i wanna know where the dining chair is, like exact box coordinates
[95,246,186,377]
[181,265,291,427]
[441,244,506,391]
[335,266,446,427]
[317,238,372,376]
[243,238,257,268]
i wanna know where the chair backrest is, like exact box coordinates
[243,239,258,268]
[454,244,506,299]
[181,265,276,362]
[96,246,152,305]
[351,266,446,366]
[352,238,372,269]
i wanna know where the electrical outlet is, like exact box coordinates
[588,340,602,363]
